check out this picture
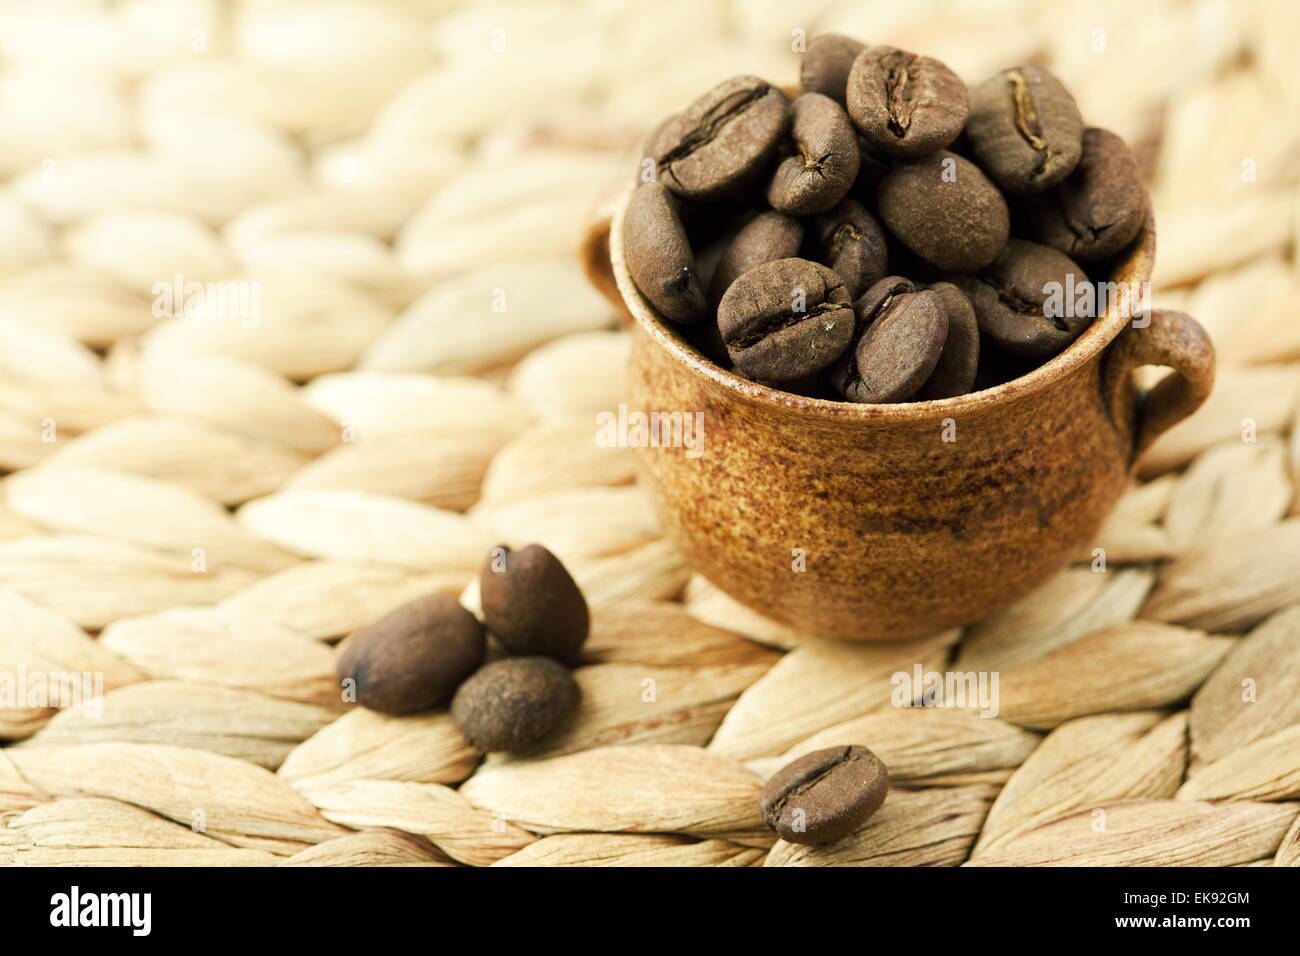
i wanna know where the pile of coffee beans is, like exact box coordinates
[624,37,1147,402]
[760,745,890,845]
[335,543,587,753]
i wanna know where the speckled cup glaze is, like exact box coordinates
[585,186,1214,640]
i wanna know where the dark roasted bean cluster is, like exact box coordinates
[623,36,1147,403]
[336,543,587,753]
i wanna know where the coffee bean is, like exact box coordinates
[709,211,804,303]
[953,238,1091,359]
[808,198,888,299]
[877,150,1010,272]
[623,181,709,323]
[682,312,732,367]
[854,274,916,312]
[634,113,677,187]
[717,258,855,382]
[626,40,1134,404]
[1027,127,1145,260]
[965,65,1083,194]
[829,277,947,403]
[759,745,889,844]
[645,75,789,200]
[450,657,580,752]
[800,34,866,103]
[972,343,1042,392]
[846,46,968,157]
[765,92,860,215]
[752,371,843,400]
[480,543,589,662]
[916,281,980,400]
[693,234,731,303]
[336,594,486,715]
[681,197,755,250]
[849,135,892,202]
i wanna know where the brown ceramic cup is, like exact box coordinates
[583,186,1214,640]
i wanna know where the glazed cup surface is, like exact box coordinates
[597,186,1212,640]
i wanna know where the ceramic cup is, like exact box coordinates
[583,187,1214,640]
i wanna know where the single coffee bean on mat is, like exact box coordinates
[800,33,866,103]
[336,594,486,715]
[846,45,968,157]
[916,281,980,400]
[644,74,789,200]
[829,277,947,403]
[709,210,805,303]
[717,258,855,382]
[953,238,1091,359]
[876,150,1010,272]
[760,745,890,845]
[1027,126,1145,260]
[765,92,860,215]
[480,543,589,662]
[808,198,888,299]
[451,657,581,752]
[965,65,1083,194]
[623,181,709,323]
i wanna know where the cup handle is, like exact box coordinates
[580,183,630,320]
[1101,309,1216,462]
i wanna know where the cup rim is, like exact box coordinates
[610,184,1156,420]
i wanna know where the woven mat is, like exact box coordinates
[2,0,1299,867]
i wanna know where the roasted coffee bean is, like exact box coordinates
[765,93,860,215]
[916,281,980,400]
[336,594,486,715]
[683,313,732,367]
[709,211,804,303]
[829,276,947,403]
[634,113,677,187]
[623,181,708,323]
[846,46,968,157]
[626,40,1134,405]
[850,135,892,202]
[880,234,946,287]
[747,367,830,395]
[965,65,1083,194]
[717,258,855,382]
[681,197,755,250]
[808,198,888,299]
[877,150,1010,272]
[1027,127,1145,260]
[693,234,731,302]
[644,75,789,200]
[759,745,890,845]
[954,238,1091,359]
[480,543,589,662]
[800,34,866,103]
[854,274,916,315]
[971,343,1041,392]
[450,657,580,752]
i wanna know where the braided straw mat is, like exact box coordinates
[2,0,1299,868]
